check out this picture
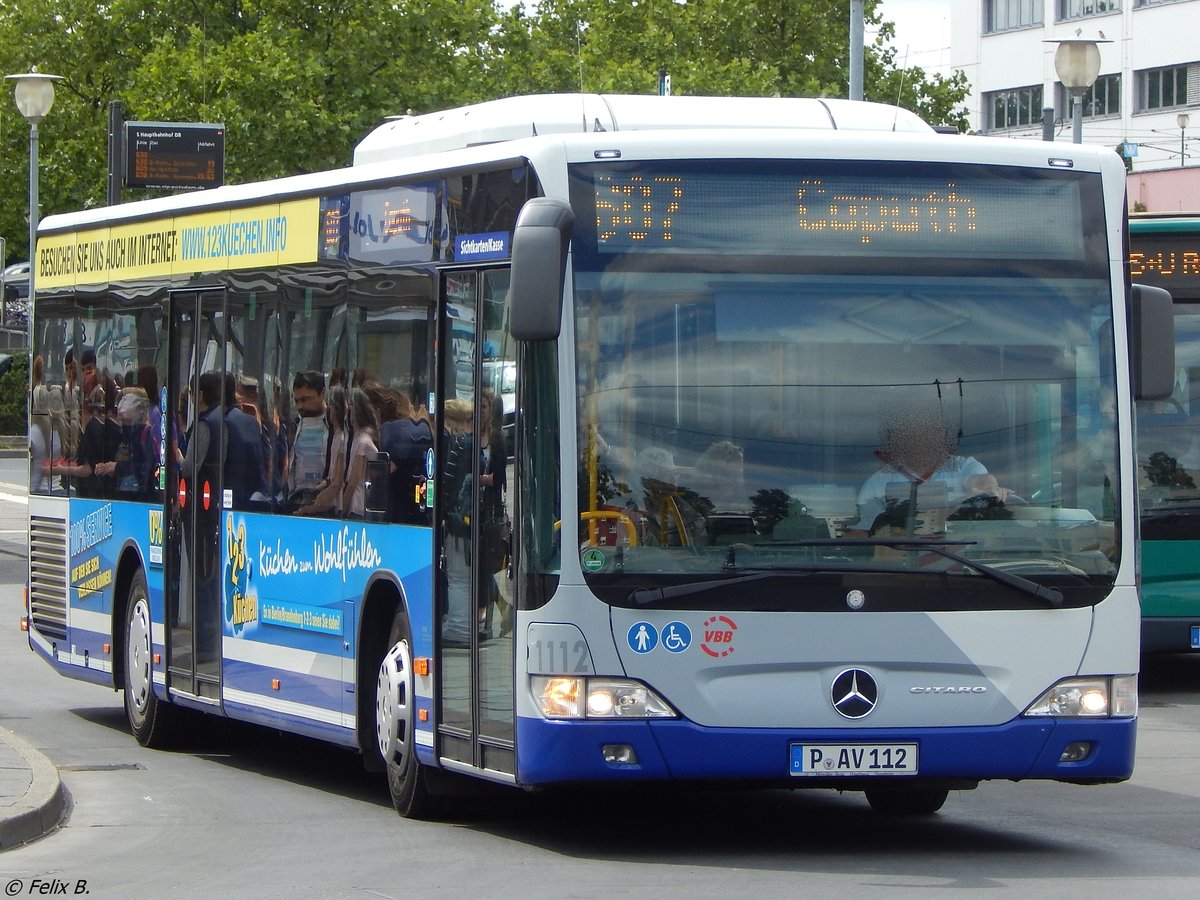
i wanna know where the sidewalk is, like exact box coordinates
[0,728,66,851]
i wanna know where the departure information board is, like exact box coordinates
[125,122,224,191]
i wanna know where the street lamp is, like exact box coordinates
[5,68,63,308]
[1053,40,1102,144]
[1179,112,1191,167]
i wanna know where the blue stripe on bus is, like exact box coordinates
[222,657,348,715]
[515,716,1136,784]
[221,695,360,749]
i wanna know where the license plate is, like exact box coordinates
[790,743,918,776]
[1192,625,1199,650]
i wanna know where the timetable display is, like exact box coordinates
[575,162,1095,262]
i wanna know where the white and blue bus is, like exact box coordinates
[24,94,1172,818]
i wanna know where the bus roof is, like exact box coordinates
[352,93,934,165]
[1129,213,1200,232]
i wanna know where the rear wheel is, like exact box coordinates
[376,608,439,818]
[123,570,175,747]
[864,787,949,815]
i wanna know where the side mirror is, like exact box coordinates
[509,198,574,342]
[1130,284,1175,402]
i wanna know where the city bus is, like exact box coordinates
[24,94,1172,819]
[1129,212,1200,652]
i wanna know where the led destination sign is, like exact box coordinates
[575,162,1096,262]
[1129,232,1200,299]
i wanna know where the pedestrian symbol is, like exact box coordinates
[628,621,658,654]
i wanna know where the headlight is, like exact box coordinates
[1023,675,1138,718]
[531,676,676,719]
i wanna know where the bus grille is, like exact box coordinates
[29,514,68,641]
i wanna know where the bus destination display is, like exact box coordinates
[1129,233,1200,298]
[125,122,225,191]
[584,166,1089,261]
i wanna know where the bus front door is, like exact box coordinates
[164,289,226,704]
[438,268,516,776]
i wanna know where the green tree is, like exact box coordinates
[486,0,968,125]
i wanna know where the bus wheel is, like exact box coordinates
[864,787,949,815]
[123,570,174,747]
[376,608,437,818]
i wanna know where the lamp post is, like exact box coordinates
[1179,112,1191,167]
[5,68,63,308]
[1053,40,1102,144]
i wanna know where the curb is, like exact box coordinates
[0,729,66,851]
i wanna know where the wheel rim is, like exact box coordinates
[376,638,413,769]
[127,597,152,715]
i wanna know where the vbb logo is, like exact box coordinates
[701,614,737,658]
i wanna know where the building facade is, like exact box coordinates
[952,0,1199,177]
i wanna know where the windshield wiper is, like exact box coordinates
[630,571,802,606]
[630,538,1064,608]
[846,538,1064,607]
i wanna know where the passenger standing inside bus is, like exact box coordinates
[297,384,348,517]
[176,372,224,638]
[288,371,328,508]
[442,399,476,646]
[342,387,380,519]
[61,386,109,497]
[379,390,433,524]
[87,382,123,497]
[479,388,510,636]
[223,373,269,508]
[62,348,81,460]
[29,358,64,494]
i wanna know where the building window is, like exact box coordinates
[985,0,1043,33]
[1138,65,1191,112]
[1058,0,1119,19]
[986,85,1045,130]
[1061,73,1122,118]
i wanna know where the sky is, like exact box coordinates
[875,0,954,77]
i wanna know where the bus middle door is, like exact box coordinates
[164,289,226,704]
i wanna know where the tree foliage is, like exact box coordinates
[0,0,968,263]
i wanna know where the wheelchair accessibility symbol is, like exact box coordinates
[661,621,691,653]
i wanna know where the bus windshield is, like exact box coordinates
[569,159,1119,610]
[1137,306,1200,540]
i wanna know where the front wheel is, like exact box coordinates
[864,787,949,815]
[123,570,176,747]
[376,608,439,818]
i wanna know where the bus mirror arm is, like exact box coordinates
[1130,284,1175,402]
[509,197,575,342]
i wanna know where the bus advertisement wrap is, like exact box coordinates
[36,198,320,289]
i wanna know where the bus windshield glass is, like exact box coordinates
[1137,306,1200,540]
[569,159,1119,611]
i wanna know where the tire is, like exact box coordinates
[376,607,439,818]
[864,787,950,815]
[123,570,175,747]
